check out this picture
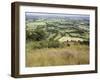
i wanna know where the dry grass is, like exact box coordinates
[26,44,89,67]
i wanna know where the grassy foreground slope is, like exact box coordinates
[26,43,89,67]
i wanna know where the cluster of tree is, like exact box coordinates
[26,27,47,41]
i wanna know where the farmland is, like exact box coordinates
[25,12,90,67]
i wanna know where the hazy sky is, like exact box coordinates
[25,12,90,19]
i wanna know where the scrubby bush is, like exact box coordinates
[31,40,63,49]
[39,40,48,48]
[26,27,47,41]
[80,41,89,45]
[48,40,61,48]
[26,29,33,41]
[31,40,48,49]
[31,42,42,49]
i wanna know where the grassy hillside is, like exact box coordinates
[26,43,89,67]
[25,13,90,67]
